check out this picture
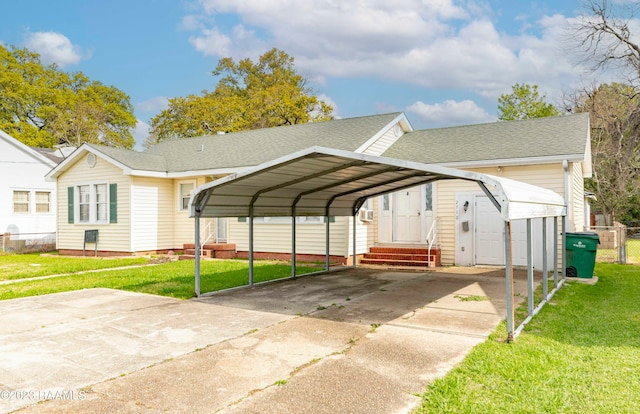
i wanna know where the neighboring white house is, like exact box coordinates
[0,130,62,251]
[45,112,592,268]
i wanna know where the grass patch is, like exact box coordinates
[454,294,489,302]
[0,259,316,300]
[0,253,149,281]
[415,263,640,413]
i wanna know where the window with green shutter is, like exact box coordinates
[109,183,117,223]
[67,186,74,223]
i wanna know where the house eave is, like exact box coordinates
[437,154,586,170]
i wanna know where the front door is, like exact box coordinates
[393,187,422,242]
[475,195,504,265]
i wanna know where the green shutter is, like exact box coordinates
[109,183,117,223]
[67,187,74,223]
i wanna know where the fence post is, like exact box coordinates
[619,226,627,264]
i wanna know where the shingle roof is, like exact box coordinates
[85,144,167,171]
[382,113,590,165]
[144,113,403,172]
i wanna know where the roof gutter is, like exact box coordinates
[436,154,585,169]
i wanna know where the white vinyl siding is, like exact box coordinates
[229,216,349,256]
[57,153,131,252]
[571,162,585,231]
[359,125,403,156]
[130,176,174,251]
[436,163,566,266]
[1,134,57,237]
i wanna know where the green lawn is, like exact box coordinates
[416,263,640,413]
[0,256,317,300]
[0,253,149,281]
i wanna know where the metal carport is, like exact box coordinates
[189,146,567,340]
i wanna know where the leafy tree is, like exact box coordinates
[569,83,640,225]
[0,44,136,148]
[498,83,559,120]
[148,48,333,144]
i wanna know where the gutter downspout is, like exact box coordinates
[563,160,569,277]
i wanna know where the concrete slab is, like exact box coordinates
[2,267,530,413]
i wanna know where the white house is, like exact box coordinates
[0,130,61,251]
[45,112,591,268]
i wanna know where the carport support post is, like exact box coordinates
[195,214,201,297]
[505,221,515,341]
[249,210,254,286]
[325,211,330,271]
[554,217,559,288]
[527,218,534,317]
[352,214,357,268]
[561,215,567,278]
[291,207,297,278]
[542,217,548,299]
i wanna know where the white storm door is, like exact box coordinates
[475,195,504,265]
[393,187,422,242]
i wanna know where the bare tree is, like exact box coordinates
[572,0,640,84]
[569,1,640,225]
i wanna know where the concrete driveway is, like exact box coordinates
[0,267,528,413]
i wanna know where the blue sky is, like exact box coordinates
[0,1,593,149]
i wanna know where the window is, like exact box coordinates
[13,191,29,213]
[95,184,107,221]
[71,183,115,224]
[382,194,390,211]
[425,182,433,211]
[179,182,195,211]
[35,191,51,213]
[78,185,91,222]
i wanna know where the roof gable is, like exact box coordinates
[383,113,591,167]
[0,129,58,168]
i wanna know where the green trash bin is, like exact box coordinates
[565,232,600,278]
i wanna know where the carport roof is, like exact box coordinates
[189,146,566,221]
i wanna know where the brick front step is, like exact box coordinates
[183,243,235,251]
[183,249,236,259]
[360,258,433,267]
[363,247,441,267]
[363,253,434,261]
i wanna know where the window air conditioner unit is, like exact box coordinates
[358,209,374,222]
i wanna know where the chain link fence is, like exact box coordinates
[1,232,56,253]
[590,226,640,265]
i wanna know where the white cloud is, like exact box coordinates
[23,31,85,67]
[136,96,170,113]
[406,99,496,128]
[184,1,586,101]
[132,119,151,151]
